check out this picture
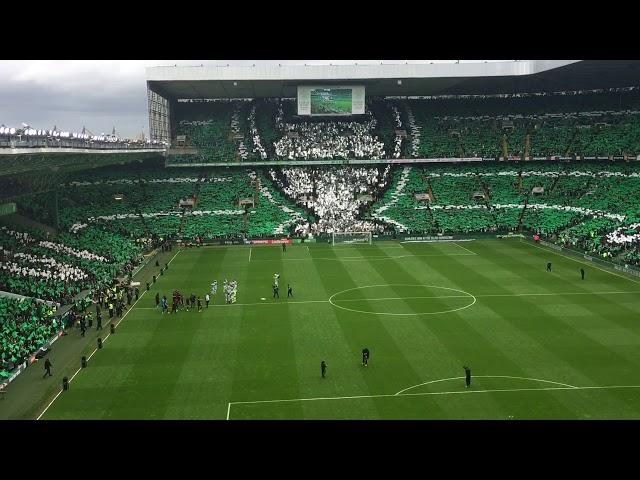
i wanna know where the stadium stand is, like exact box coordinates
[269,166,390,235]
[0,297,59,378]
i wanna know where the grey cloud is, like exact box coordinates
[0,60,474,138]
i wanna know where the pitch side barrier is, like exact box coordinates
[177,237,314,247]
[0,247,160,391]
[523,238,640,279]
[166,156,639,168]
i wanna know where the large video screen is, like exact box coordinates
[297,85,365,116]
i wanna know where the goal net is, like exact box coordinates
[332,231,372,246]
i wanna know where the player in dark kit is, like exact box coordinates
[96,311,103,330]
[282,243,286,252]
[362,347,370,367]
[463,366,471,388]
[580,268,585,280]
[546,262,552,272]
[197,297,203,312]
[321,360,327,378]
[287,284,293,298]
[273,284,279,299]
[43,358,53,378]
[155,292,160,307]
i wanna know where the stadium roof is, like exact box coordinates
[146,61,640,99]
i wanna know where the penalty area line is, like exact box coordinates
[228,384,640,410]
[453,242,477,255]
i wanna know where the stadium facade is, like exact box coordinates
[146,60,640,145]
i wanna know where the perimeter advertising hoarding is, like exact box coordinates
[297,86,365,115]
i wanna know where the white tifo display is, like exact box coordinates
[297,85,366,116]
[332,231,373,246]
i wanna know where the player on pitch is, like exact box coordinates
[362,347,370,367]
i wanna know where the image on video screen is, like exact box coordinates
[310,88,352,114]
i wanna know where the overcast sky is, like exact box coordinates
[0,60,500,139]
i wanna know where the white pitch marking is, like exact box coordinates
[476,291,639,298]
[35,250,175,420]
[69,367,82,382]
[328,284,477,316]
[249,253,476,262]
[136,290,639,310]
[36,390,64,420]
[86,347,99,361]
[249,247,252,263]
[229,384,640,409]
[138,299,329,309]
[394,375,578,396]
[453,242,477,255]
[523,241,640,285]
[226,403,232,421]
[333,295,471,303]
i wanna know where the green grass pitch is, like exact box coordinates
[40,239,640,419]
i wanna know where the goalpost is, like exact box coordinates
[332,231,372,246]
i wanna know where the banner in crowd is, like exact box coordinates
[250,239,292,245]
[400,235,456,242]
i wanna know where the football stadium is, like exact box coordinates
[4,60,640,420]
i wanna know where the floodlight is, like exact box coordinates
[10,128,16,134]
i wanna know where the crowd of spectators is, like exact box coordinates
[273,116,386,160]
[0,124,166,149]
[270,166,390,235]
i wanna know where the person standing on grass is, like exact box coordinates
[135,287,139,301]
[282,242,286,252]
[205,293,210,308]
[161,296,168,314]
[108,301,114,319]
[287,284,293,298]
[581,268,585,280]
[321,360,327,379]
[463,366,471,388]
[197,296,203,312]
[362,347,370,367]
[273,284,279,299]
[96,310,103,330]
[80,316,86,337]
[127,290,132,306]
[43,358,53,378]
[155,292,160,308]
[546,262,552,272]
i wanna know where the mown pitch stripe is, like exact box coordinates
[36,250,181,420]
[137,290,639,310]
[523,240,640,285]
[227,384,640,419]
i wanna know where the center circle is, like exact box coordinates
[328,284,476,316]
